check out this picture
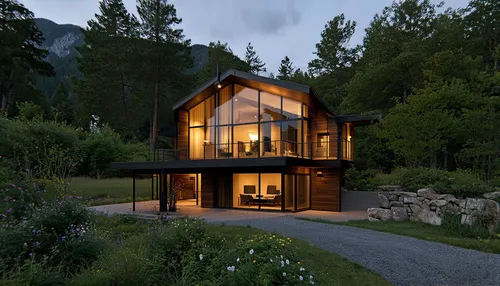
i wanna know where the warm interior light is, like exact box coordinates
[203,140,209,143]
[217,83,222,89]
[248,133,258,141]
[234,98,238,102]
[348,136,352,141]
[317,171,324,177]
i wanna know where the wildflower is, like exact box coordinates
[280,255,283,259]
[270,259,273,263]
[6,208,12,213]
[285,259,289,265]
[300,275,304,281]
[237,258,240,262]
[227,266,235,272]
[249,249,254,255]
[309,275,314,280]
[28,253,32,258]
[23,243,27,248]
[310,281,315,285]
[199,254,203,261]
[9,184,15,188]
[252,260,256,263]
[300,267,305,271]
[298,261,301,265]
[282,272,286,277]
[35,242,39,247]
[281,261,285,267]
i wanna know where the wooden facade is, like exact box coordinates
[201,173,214,208]
[311,168,342,211]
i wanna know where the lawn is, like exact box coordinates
[209,224,389,286]
[297,218,500,254]
[45,177,153,206]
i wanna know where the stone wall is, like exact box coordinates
[368,188,500,231]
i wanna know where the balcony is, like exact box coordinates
[153,140,349,161]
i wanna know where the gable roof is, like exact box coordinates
[172,69,334,115]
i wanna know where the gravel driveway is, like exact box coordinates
[221,216,500,286]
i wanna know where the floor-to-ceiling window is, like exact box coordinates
[188,83,309,160]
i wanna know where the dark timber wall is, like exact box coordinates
[311,168,341,211]
[201,173,214,208]
[176,110,188,159]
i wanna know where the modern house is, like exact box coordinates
[113,69,377,212]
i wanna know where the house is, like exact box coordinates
[113,69,377,212]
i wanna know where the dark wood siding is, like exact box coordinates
[311,168,341,211]
[201,173,214,208]
[177,110,188,160]
[327,119,338,159]
[172,174,195,200]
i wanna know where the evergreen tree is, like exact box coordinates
[244,42,266,75]
[308,14,358,75]
[0,0,54,114]
[76,0,143,138]
[51,79,75,124]
[277,56,295,80]
[137,0,192,149]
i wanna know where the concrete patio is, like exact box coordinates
[89,200,368,223]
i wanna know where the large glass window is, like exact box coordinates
[189,127,204,159]
[260,121,280,157]
[205,95,215,126]
[260,174,282,210]
[234,124,258,158]
[217,86,232,125]
[233,173,259,209]
[233,85,258,124]
[189,102,204,127]
[204,126,215,159]
[260,92,281,122]
[284,174,294,211]
[282,120,302,157]
[282,97,301,120]
[217,126,232,158]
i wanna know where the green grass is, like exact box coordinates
[297,218,500,254]
[45,177,153,206]
[208,224,389,286]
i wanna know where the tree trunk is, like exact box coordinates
[150,73,160,150]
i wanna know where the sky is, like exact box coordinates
[21,0,470,73]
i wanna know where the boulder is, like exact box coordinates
[434,194,456,202]
[378,185,402,192]
[417,188,436,199]
[465,198,485,210]
[415,209,442,226]
[391,207,409,221]
[430,199,448,207]
[367,208,393,221]
[368,217,380,222]
[483,191,500,200]
[461,214,475,225]
[445,203,461,215]
[391,201,404,207]
[483,200,500,235]
[391,191,417,197]
[403,196,419,204]
[378,193,391,209]
[388,194,399,201]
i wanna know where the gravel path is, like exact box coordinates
[219,216,500,286]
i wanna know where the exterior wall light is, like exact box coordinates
[317,171,323,177]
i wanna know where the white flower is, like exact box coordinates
[237,258,240,262]
[227,266,235,272]
[270,259,273,263]
[249,249,254,255]
[281,261,285,267]
[300,267,305,271]
[199,254,203,261]
[282,272,287,277]
[285,259,290,265]
[300,275,304,281]
[310,281,315,285]
[280,255,283,259]
[310,275,314,280]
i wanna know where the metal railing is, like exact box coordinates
[153,139,346,161]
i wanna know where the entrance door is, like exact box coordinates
[283,174,310,211]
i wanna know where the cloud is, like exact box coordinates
[240,0,302,35]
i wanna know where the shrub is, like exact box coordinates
[344,167,377,191]
[392,167,493,197]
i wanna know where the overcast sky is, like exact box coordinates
[21,0,470,73]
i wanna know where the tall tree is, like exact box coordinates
[76,0,142,138]
[137,0,192,149]
[277,56,295,80]
[308,14,358,75]
[0,0,54,114]
[244,42,266,75]
[196,41,250,85]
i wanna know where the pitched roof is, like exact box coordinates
[172,69,333,114]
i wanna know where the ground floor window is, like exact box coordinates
[231,173,309,211]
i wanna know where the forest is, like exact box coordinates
[0,0,499,188]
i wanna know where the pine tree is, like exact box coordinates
[76,0,142,137]
[0,0,54,114]
[277,56,295,80]
[244,42,266,75]
[137,0,192,149]
[51,80,75,124]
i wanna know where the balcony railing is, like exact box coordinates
[153,140,347,162]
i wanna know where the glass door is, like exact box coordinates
[284,174,295,211]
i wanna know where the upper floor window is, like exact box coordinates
[260,92,281,122]
[217,86,232,125]
[189,102,204,127]
[282,97,301,120]
[233,85,258,124]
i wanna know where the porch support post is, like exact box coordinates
[159,169,166,211]
[132,171,136,212]
[151,173,154,200]
[156,173,159,200]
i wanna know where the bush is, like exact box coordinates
[392,167,493,197]
[344,167,377,191]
